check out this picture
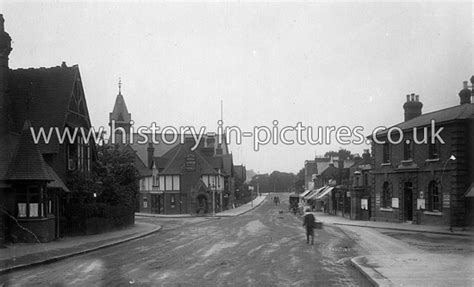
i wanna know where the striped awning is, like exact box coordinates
[299,189,313,198]
[305,185,327,200]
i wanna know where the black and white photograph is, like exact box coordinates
[0,1,473,286]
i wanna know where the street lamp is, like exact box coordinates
[440,155,456,231]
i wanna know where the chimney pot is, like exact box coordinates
[61,61,67,68]
[459,81,472,105]
[403,93,423,121]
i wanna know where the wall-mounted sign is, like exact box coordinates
[361,199,368,210]
[417,198,425,210]
[392,198,399,208]
[443,194,450,208]
[185,154,196,171]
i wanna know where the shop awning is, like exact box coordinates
[464,183,474,197]
[305,185,327,200]
[309,186,334,200]
[299,189,312,198]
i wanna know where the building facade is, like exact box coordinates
[108,89,236,215]
[0,15,95,243]
[370,84,474,228]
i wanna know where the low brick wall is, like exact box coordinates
[10,217,56,243]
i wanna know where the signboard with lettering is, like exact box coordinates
[185,154,196,172]
[443,194,450,208]
[392,198,399,208]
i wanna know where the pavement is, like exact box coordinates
[0,221,161,275]
[0,195,267,275]
[0,193,371,286]
[135,193,268,218]
[312,211,474,286]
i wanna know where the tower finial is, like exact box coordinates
[118,77,122,94]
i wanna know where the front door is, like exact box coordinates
[404,182,413,221]
[151,194,161,214]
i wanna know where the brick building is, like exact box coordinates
[108,90,235,215]
[370,81,474,228]
[0,15,95,243]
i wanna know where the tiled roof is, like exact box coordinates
[375,103,474,137]
[129,133,180,165]
[5,121,53,181]
[158,141,218,175]
[46,164,70,192]
[8,65,82,153]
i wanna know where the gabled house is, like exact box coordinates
[0,15,95,243]
[108,87,236,215]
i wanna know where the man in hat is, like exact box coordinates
[302,208,316,245]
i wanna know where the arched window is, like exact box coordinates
[382,182,391,208]
[428,181,441,211]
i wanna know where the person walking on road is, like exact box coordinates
[302,208,316,245]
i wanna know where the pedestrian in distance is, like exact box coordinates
[302,208,316,245]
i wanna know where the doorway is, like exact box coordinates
[196,194,209,214]
[151,194,161,214]
[404,182,413,221]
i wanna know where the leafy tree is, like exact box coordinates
[67,145,139,208]
[295,168,305,193]
[249,171,297,193]
[94,145,139,208]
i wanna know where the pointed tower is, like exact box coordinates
[109,79,132,144]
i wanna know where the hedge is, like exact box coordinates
[62,203,135,235]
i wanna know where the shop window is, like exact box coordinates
[16,186,43,218]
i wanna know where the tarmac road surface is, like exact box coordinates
[0,195,371,286]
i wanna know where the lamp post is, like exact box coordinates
[440,155,456,231]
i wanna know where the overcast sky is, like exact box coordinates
[2,1,472,174]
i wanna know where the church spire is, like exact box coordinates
[109,78,132,141]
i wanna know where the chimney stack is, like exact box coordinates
[362,149,370,161]
[403,93,423,122]
[459,80,472,105]
[0,14,12,134]
[147,142,154,169]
